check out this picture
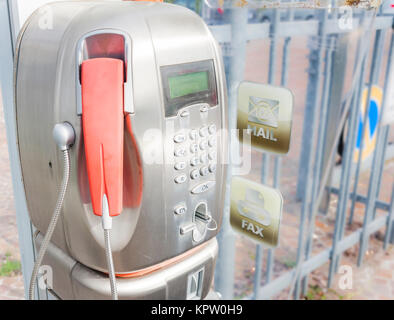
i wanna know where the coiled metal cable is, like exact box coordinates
[29,149,70,300]
[104,229,118,300]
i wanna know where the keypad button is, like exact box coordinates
[191,181,215,194]
[174,161,186,171]
[208,124,216,135]
[174,133,186,143]
[190,143,198,154]
[190,169,200,180]
[208,151,216,161]
[189,129,198,140]
[174,147,187,157]
[199,140,208,151]
[180,110,190,118]
[208,137,216,148]
[200,153,207,164]
[199,126,208,137]
[174,174,187,184]
[200,166,209,176]
[209,163,216,173]
[190,157,200,167]
[174,203,187,215]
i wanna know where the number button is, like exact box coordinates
[208,137,216,148]
[174,161,186,171]
[174,203,187,215]
[209,163,216,173]
[200,166,209,176]
[174,174,187,184]
[190,143,198,153]
[190,169,200,180]
[199,126,208,137]
[208,124,216,135]
[190,157,200,167]
[208,151,216,161]
[174,133,186,143]
[200,153,207,164]
[200,140,208,151]
[174,147,187,157]
[189,129,198,140]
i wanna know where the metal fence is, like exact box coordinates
[211,6,394,300]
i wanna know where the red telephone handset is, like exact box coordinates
[81,58,124,216]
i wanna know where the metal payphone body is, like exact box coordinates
[14,1,227,299]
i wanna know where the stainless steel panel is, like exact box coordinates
[15,1,227,275]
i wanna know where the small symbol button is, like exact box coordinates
[174,147,187,157]
[200,104,209,113]
[174,161,186,171]
[174,133,186,143]
[174,203,187,215]
[174,174,187,184]
[180,110,190,118]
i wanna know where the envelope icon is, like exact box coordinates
[248,96,279,128]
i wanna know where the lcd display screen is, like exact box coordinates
[161,60,217,117]
[168,71,209,99]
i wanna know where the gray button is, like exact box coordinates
[180,110,190,118]
[190,143,198,153]
[199,140,207,151]
[209,163,216,173]
[190,157,200,167]
[174,174,187,184]
[208,152,216,161]
[189,129,198,140]
[174,161,186,171]
[199,126,208,137]
[174,133,186,143]
[208,137,216,148]
[174,147,187,157]
[190,169,200,180]
[174,203,187,215]
[191,181,215,194]
[208,124,216,135]
[200,166,209,176]
[200,153,207,164]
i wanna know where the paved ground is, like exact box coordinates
[0,29,393,300]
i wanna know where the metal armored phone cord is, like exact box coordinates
[29,122,75,300]
[101,195,118,300]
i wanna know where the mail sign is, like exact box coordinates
[230,176,283,248]
[237,82,294,154]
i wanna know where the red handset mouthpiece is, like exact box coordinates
[81,58,124,216]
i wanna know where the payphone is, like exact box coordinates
[14,1,227,299]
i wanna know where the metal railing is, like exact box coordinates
[212,6,394,300]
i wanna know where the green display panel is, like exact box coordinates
[168,71,209,99]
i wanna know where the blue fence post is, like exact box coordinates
[214,6,248,300]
